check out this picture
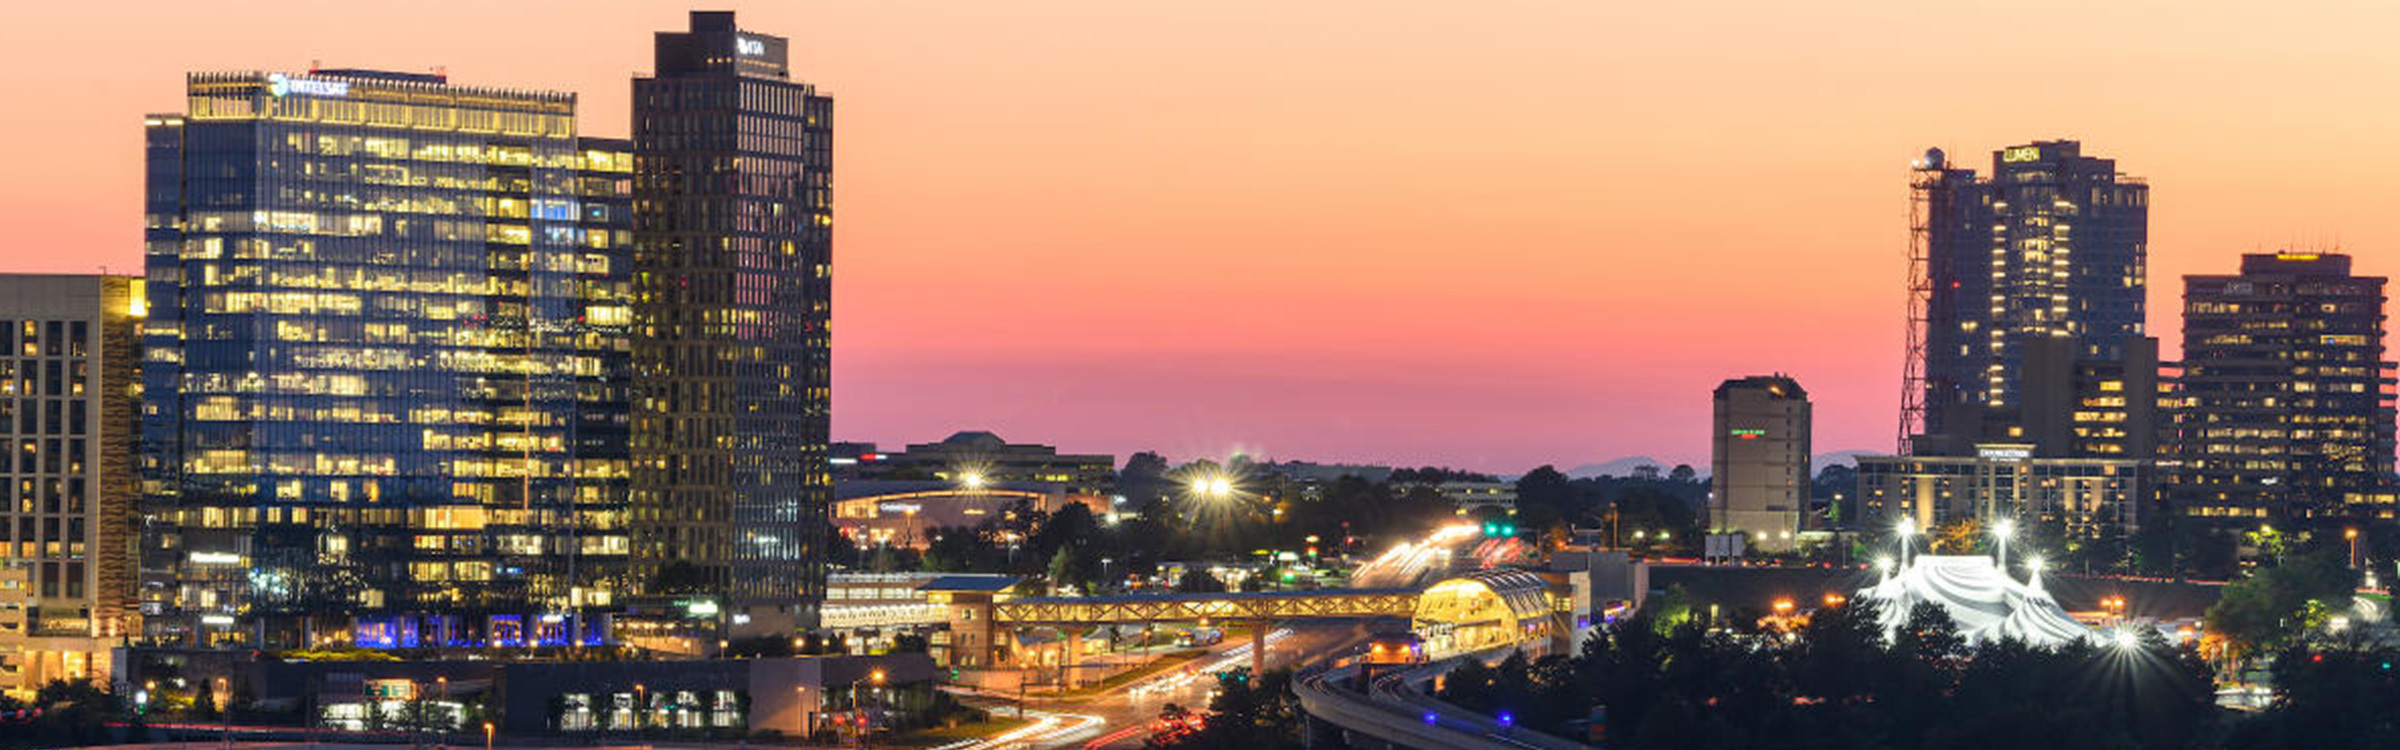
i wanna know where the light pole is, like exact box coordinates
[852,669,887,750]
[482,721,494,750]
[1991,518,2016,572]
[437,676,448,749]
[217,677,230,750]
[1895,517,1917,570]
[795,686,812,739]
[632,683,645,733]
[2347,528,2361,570]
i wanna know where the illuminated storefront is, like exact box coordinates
[142,70,632,646]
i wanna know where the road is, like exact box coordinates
[960,620,1374,750]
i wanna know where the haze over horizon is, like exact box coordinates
[7,1,2399,471]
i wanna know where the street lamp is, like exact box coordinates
[852,669,889,750]
[633,683,646,731]
[796,686,813,738]
[1991,518,2016,571]
[2347,528,2361,570]
[1895,517,1918,569]
[482,721,494,750]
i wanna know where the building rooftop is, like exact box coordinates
[917,575,1023,593]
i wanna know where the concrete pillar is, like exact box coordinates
[1250,624,1266,676]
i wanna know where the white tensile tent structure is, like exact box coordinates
[1857,555,2094,646]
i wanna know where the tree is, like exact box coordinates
[2206,550,2358,658]
[1046,547,1088,594]
[1120,452,1173,509]
[1642,584,1695,635]
[1930,517,1982,554]
[1667,464,1698,484]
[1514,466,1576,532]
[1174,568,1226,594]
[191,678,219,720]
[1158,669,1304,750]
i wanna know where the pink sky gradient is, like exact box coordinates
[5,2,2399,471]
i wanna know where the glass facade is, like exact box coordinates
[632,12,833,635]
[2171,253,2398,520]
[1917,141,2148,444]
[141,71,631,645]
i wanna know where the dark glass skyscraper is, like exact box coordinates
[2172,252,2396,521]
[1911,140,2149,454]
[142,71,631,646]
[632,12,834,635]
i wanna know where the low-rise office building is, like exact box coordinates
[1858,443,2142,537]
[835,432,1115,501]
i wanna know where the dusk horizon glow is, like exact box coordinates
[9,1,2400,471]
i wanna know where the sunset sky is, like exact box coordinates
[6,1,2398,472]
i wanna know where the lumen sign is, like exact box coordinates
[266,73,350,98]
[736,36,766,56]
[2000,145,2043,163]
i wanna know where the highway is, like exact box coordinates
[1006,621,1373,750]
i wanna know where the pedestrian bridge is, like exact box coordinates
[996,587,1422,624]
[996,570,1571,666]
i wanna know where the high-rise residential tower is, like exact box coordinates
[1711,375,1810,552]
[2171,252,2396,521]
[1905,141,2149,456]
[0,275,141,696]
[142,70,632,647]
[631,11,834,636]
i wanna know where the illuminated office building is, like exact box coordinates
[1858,444,2142,537]
[0,275,141,696]
[1910,141,2149,455]
[2170,252,2396,521]
[631,12,835,636]
[141,70,632,646]
[1710,375,1809,552]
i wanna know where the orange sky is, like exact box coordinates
[5,1,2397,472]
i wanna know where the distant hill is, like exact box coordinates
[1557,449,1881,482]
[1565,456,1671,480]
[1813,450,1879,469]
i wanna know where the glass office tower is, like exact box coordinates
[142,70,631,646]
[632,11,834,636]
[2173,253,2397,521]
[1913,141,2149,454]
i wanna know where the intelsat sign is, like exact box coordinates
[267,73,350,98]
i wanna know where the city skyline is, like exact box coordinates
[10,2,2400,470]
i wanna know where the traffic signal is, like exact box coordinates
[1481,522,1517,537]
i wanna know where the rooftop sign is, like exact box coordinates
[267,73,350,98]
